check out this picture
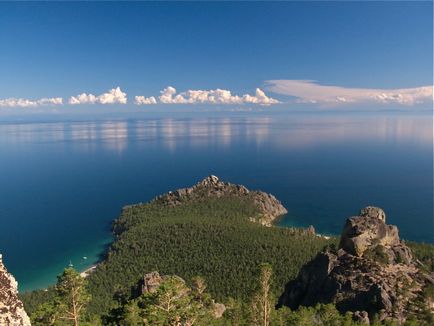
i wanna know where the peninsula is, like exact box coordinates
[2,176,432,325]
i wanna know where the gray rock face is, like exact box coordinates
[339,206,401,258]
[153,175,287,226]
[0,254,31,326]
[141,271,187,295]
[360,206,386,222]
[354,311,370,324]
[212,303,226,318]
[278,207,433,324]
[141,271,164,294]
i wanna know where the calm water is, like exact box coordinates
[0,112,432,291]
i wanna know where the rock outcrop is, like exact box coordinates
[141,271,164,294]
[140,271,226,318]
[151,175,287,226]
[339,206,411,263]
[0,254,31,326]
[278,207,434,324]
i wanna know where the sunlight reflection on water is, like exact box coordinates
[0,112,432,291]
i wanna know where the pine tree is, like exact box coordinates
[30,301,59,326]
[251,264,273,326]
[56,267,91,326]
[224,298,246,326]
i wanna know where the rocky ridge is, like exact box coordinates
[0,254,31,326]
[151,175,288,226]
[278,206,434,324]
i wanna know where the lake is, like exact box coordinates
[0,111,432,291]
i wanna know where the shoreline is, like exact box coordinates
[17,236,112,293]
[79,264,98,278]
[19,208,432,293]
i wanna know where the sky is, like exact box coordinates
[0,1,432,115]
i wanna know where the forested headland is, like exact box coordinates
[19,177,434,325]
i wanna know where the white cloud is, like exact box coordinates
[242,88,280,105]
[68,93,97,105]
[159,86,180,104]
[134,95,157,105]
[153,86,279,106]
[0,97,63,108]
[69,87,127,105]
[265,80,433,106]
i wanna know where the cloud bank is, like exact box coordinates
[265,80,433,106]
[0,86,278,108]
[1,82,431,109]
[69,87,127,105]
[138,86,279,106]
[0,97,63,108]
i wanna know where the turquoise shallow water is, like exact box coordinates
[0,112,432,291]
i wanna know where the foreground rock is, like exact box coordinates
[151,175,287,226]
[278,207,434,324]
[0,254,31,326]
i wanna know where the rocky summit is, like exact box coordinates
[0,254,31,326]
[339,206,412,263]
[151,175,288,226]
[278,206,434,324]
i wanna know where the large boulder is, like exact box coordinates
[278,207,433,324]
[141,271,164,294]
[339,206,401,258]
[0,254,31,326]
[339,206,411,265]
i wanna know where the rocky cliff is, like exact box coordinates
[278,207,434,324]
[151,175,287,226]
[0,254,31,326]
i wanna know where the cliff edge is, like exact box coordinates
[0,254,31,326]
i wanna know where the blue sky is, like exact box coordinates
[0,1,432,112]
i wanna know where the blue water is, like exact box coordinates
[0,111,432,291]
